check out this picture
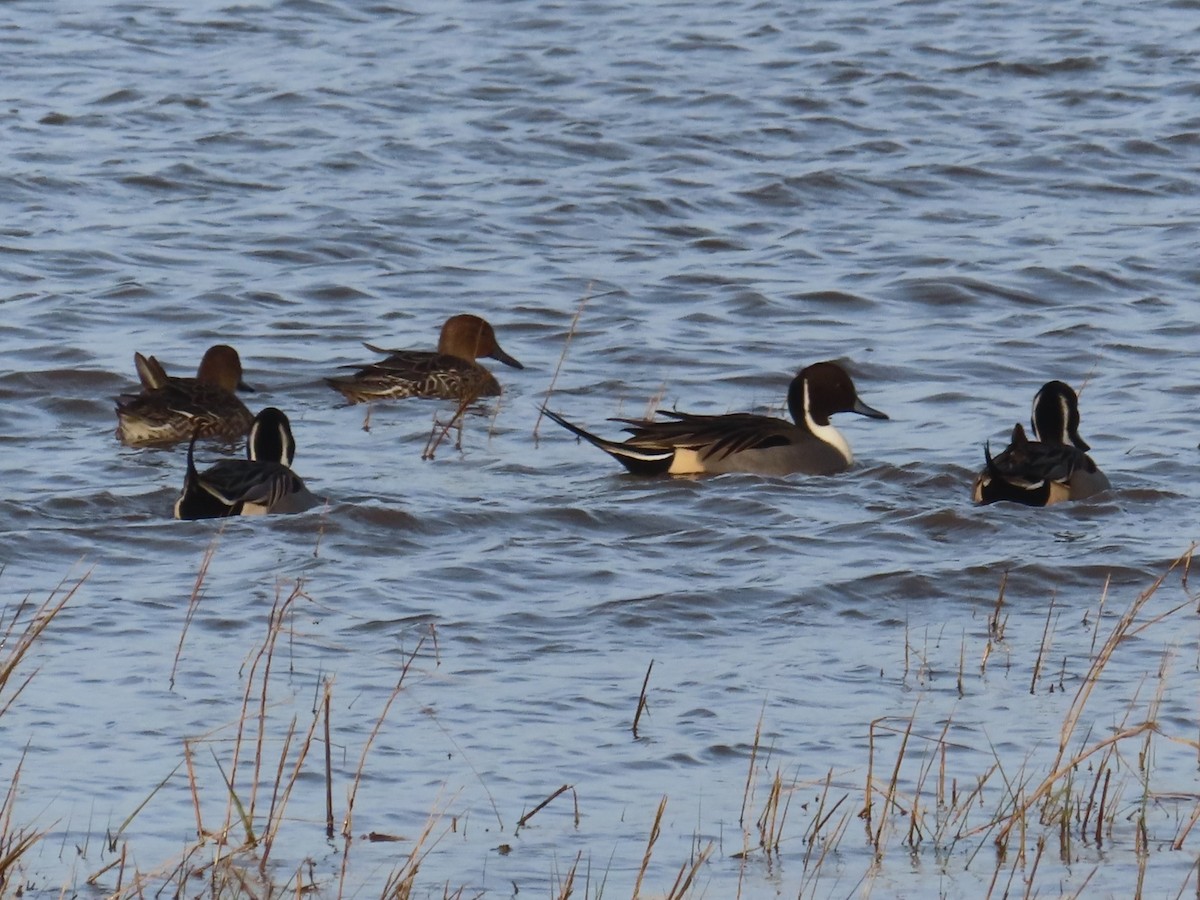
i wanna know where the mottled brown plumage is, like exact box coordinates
[115,345,254,447]
[326,314,524,404]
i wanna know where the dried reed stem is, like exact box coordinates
[632,796,667,900]
[1029,595,1057,694]
[740,706,765,830]
[517,784,573,829]
[324,681,334,839]
[534,289,592,441]
[632,659,654,738]
[342,637,426,837]
[170,531,222,690]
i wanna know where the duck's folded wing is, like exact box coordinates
[988,441,1083,488]
[338,350,462,378]
[197,461,304,507]
[615,411,794,461]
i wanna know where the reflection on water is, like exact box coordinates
[2,0,1199,896]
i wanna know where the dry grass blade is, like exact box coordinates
[0,570,82,890]
[664,840,713,900]
[1,568,87,710]
[324,681,335,839]
[260,706,324,869]
[1029,595,1057,695]
[554,850,582,900]
[994,549,1195,848]
[740,706,765,830]
[376,795,458,900]
[104,761,185,852]
[534,289,593,441]
[632,796,667,900]
[423,391,475,460]
[343,637,427,838]
[170,531,221,690]
[0,749,51,891]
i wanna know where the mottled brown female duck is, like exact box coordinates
[325,314,524,404]
[116,344,254,447]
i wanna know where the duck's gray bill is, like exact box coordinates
[491,347,524,370]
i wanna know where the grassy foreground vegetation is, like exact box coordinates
[2,545,1198,898]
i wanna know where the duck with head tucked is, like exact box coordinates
[542,361,888,477]
[972,380,1110,507]
[175,407,319,519]
[116,344,255,447]
[326,313,524,404]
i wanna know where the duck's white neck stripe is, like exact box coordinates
[803,381,853,465]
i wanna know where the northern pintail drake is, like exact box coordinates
[542,361,888,476]
[972,380,1110,506]
[325,314,524,404]
[116,344,255,447]
[174,407,320,519]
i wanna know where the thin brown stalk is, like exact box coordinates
[324,681,335,839]
[534,290,593,441]
[993,549,1195,851]
[989,572,1008,640]
[0,750,50,888]
[183,738,203,837]
[957,634,966,697]
[756,770,782,853]
[2,569,88,711]
[171,533,221,689]
[425,708,504,830]
[664,840,713,900]
[517,784,573,829]
[312,497,331,558]
[375,801,455,900]
[1022,835,1045,899]
[1095,767,1112,847]
[632,659,653,738]
[105,760,184,851]
[862,716,879,834]
[803,770,836,852]
[1172,794,1200,851]
[803,773,848,870]
[740,707,765,829]
[1087,574,1111,657]
[798,807,851,899]
[343,638,426,837]
[1079,763,1105,842]
[873,711,916,851]
[555,851,583,900]
[229,581,310,832]
[1029,595,1057,695]
[422,390,474,460]
[997,722,1158,848]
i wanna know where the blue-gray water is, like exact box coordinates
[2,1,1199,897]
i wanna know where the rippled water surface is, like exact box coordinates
[2,1,1199,897]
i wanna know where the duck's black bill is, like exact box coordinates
[853,398,888,420]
